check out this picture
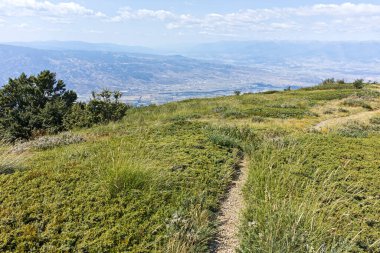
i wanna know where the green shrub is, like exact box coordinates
[212,106,227,113]
[222,110,247,119]
[260,90,279,94]
[252,116,266,123]
[63,102,93,129]
[64,90,131,129]
[353,79,365,89]
[87,90,131,124]
[370,116,380,125]
[0,71,77,141]
[248,107,308,119]
[356,90,380,99]
[324,108,335,114]
[338,108,349,113]
[208,134,241,150]
[337,121,369,138]
[0,71,131,141]
[342,98,372,110]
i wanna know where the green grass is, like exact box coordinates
[1,86,379,252]
[239,134,380,253]
[0,121,240,252]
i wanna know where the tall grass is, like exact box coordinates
[239,137,357,253]
[0,144,26,175]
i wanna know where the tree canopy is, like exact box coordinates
[0,71,77,141]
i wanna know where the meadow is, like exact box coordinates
[1,83,379,252]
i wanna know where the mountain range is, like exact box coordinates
[1,41,380,104]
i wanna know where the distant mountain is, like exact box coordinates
[4,41,156,54]
[1,41,380,104]
[183,41,380,64]
[0,44,278,104]
[180,41,380,86]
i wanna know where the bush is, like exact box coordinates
[0,72,131,141]
[63,102,93,129]
[11,132,85,153]
[353,79,364,89]
[323,108,335,114]
[64,91,131,129]
[234,90,241,96]
[337,121,369,138]
[370,116,380,125]
[342,98,372,110]
[252,116,266,123]
[338,108,349,113]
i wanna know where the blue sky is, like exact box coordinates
[1,0,380,47]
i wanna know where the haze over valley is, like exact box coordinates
[1,41,380,104]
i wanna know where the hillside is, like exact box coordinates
[1,84,380,252]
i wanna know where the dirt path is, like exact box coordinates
[313,109,380,131]
[213,158,248,253]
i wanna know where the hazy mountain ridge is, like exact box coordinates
[0,44,282,104]
[1,41,380,104]
[184,41,380,63]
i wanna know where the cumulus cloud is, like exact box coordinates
[0,0,105,18]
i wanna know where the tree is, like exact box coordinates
[337,79,345,85]
[0,71,77,141]
[353,79,364,89]
[234,90,241,96]
[321,78,335,85]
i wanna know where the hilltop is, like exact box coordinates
[1,83,379,252]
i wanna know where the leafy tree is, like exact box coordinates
[0,71,77,141]
[234,90,241,96]
[321,78,335,85]
[337,79,345,84]
[353,79,364,89]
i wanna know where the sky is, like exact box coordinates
[1,0,380,47]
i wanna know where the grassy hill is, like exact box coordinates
[1,84,379,252]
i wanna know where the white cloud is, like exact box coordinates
[159,2,380,37]
[111,7,176,22]
[305,3,380,16]
[0,0,105,18]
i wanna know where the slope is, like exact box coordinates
[1,84,379,252]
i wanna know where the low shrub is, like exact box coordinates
[260,90,280,94]
[356,89,380,99]
[353,79,364,89]
[222,110,247,119]
[212,106,227,113]
[370,116,380,125]
[342,98,372,110]
[248,107,308,119]
[251,116,266,123]
[338,108,349,113]
[337,121,369,138]
[324,108,336,114]
[11,132,85,153]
